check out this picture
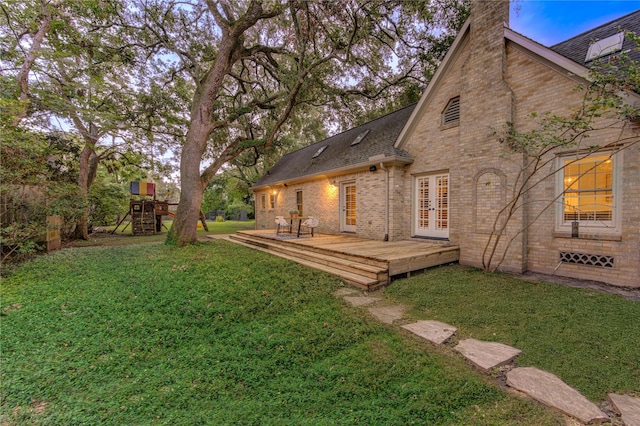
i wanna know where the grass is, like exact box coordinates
[65,220,256,248]
[383,265,640,402]
[0,241,561,425]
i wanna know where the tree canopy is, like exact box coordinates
[1,0,469,245]
[120,0,469,245]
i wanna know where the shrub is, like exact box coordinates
[89,180,129,225]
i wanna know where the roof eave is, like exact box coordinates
[503,27,591,80]
[251,155,414,191]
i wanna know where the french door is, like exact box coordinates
[341,182,357,233]
[414,173,449,238]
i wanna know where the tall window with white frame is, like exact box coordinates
[260,194,266,210]
[558,152,619,233]
[269,193,276,210]
[296,190,303,217]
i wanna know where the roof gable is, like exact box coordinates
[253,104,415,189]
[396,9,640,149]
[395,20,471,149]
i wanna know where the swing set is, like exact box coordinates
[112,182,208,235]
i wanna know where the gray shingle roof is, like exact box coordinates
[550,9,640,65]
[254,104,415,188]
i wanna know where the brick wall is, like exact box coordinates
[399,0,525,272]
[254,178,339,234]
[254,168,389,239]
[397,0,639,286]
[505,44,640,287]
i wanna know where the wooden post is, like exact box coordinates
[46,215,61,252]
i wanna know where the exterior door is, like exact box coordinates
[341,182,357,233]
[414,174,449,238]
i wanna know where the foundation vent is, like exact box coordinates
[559,251,615,268]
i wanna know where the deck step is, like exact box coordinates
[235,231,390,269]
[227,234,386,289]
[230,233,388,279]
[230,233,388,282]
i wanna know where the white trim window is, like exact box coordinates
[296,190,303,217]
[556,151,621,233]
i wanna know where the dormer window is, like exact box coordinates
[442,96,460,127]
[350,129,370,146]
[312,145,327,158]
[585,32,624,62]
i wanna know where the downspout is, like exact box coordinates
[380,162,389,241]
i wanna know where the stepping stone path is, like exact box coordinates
[609,394,640,426]
[401,320,457,345]
[454,338,521,372]
[335,288,638,425]
[506,367,609,424]
[368,305,405,324]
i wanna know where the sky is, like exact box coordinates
[509,0,640,46]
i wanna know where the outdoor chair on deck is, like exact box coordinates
[275,216,292,235]
[299,216,319,237]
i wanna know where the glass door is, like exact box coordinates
[341,182,357,233]
[414,174,449,238]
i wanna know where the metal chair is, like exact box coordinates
[275,216,292,235]
[299,216,319,237]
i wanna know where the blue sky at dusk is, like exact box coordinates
[509,1,640,46]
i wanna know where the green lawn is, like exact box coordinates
[384,265,640,402]
[1,241,562,425]
[66,220,256,248]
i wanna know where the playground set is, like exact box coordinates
[112,182,208,235]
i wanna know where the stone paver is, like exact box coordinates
[368,305,406,324]
[454,339,521,372]
[506,367,609,424]
[401,320,457,345]
[609,394,640,426]
[334,288,359,297]
[343,296,382,307]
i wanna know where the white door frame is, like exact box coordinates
[340,181,357,233]
[413,173,449,239]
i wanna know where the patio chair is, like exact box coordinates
[299,216,319,237]
[275,216,292,235]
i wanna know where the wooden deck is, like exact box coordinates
[227,230,460,290]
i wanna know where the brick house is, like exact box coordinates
[252,1,640,288]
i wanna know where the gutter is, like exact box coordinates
[379,162,389,241]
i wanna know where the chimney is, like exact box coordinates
[460,0,513,153]
[468,0,510,87]
[471,0,510,33]
[460,0,521,271]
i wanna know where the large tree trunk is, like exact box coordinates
[170,33,245,245]
[73,144,99,240]
[170,126,208,245]
[168,1,280,245]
